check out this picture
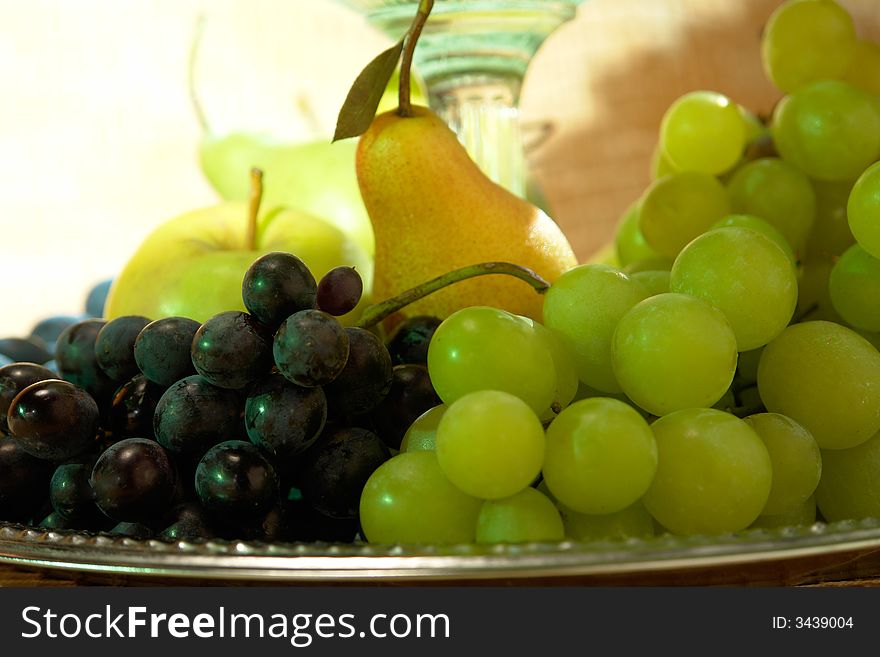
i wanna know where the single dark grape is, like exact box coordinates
[0,362,57,434]
[55,319,118,405]
[195,440,280,528]
[273,309,349,387]
[370,364,441,450]
[153,375,245,456]
[158,502,214,541]
[30,315,84,347]
[385,315,442,365]
[245,373,326,465]
[0,337,52,364]
[7,379,99,460]
[94,315,151,382]
[109,521,154,539]
[324,328,393,418]
[242,251,318,330]
[316,266,363,317]
[106,374,165,441]
[0,437,52,522]
[299,427,390,519]
[133,316,200,386]
[49,461,107,526]
[85,278,113,318]
[90,438,176,523]
[39,512,78,530]
[191,311,273,389]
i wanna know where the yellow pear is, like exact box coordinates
[357,106,578,321]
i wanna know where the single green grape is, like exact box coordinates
[612,293,738,416]
[639,171,731,257]
[726,157,816,253]
[359,450,483,544]
[475,487,564,544]
[757,321,880,449]
[848,162,880,260]
[815,430,880,521]
[670,227,798,350]
[427,306,556,414]
[743,413,822,516]
[829,245,880,331]
[519,318,579,419]
[750,496,817,529]
[614,201,662,267]
[543,398,657,514]
[630,270,670,296]
[559,501,655,542]
[542,264,649,393]
[805,179,856,261]
[622,257,674,274]
[650,145,678,180]
[843,39,880,96]
[761,0,857,94]
[643,408,772,535]
[712,214,796,265]
[659,91,746,175]
[435,390,545,500]
[399,404,446,452]
[772,80,880,181]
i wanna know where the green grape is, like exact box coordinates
[659,91,746,175]
[842,40,880,96]
[761,0,857,94]
[736,346,764,386]
[435,390,545,500]
[543,397,657,514]
[848,162,880,260]
[795,256,843,323]
[359,450,483,544]
[427,307,556,414]
[612,293,737,416]
[542,264,649,393]
[670,227,798,350]
[815,430,880,521]
[743,413,822,516]
[726,157,816,253]
[639,171,731,257]
[750,496,816,529]
[399,404,446,452]
[650,145,678,180]
[829,245,880,331]
[758,321,880,449]
[559,501,655,542]
[614,201,662,266]
[475,487,564,544]
[805,179,856,260]
[772,80,880,181]
[520,318,579,419]
[712,214,795,265]
[622,257,674,274]
[643,408,772,535]
[630,270,670,296]
[739,105,768,145]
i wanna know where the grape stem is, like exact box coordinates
[247,168,263,251]
[398,0,433,117]
[356,262,550,328]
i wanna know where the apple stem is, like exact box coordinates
[398,0,433,117]
[247,168,263,251]
[356,262,550,329]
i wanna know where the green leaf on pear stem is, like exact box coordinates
[333,38,405,142]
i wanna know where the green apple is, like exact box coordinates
[104,202,372,324]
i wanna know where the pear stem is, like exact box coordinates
[398,0,433,117]
[356,262,550,329]
[246,168,263,251]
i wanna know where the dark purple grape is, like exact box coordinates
[299,427,390,519]
[273,309,349,387]
[158,502,214,541]
[245,373,326,464]
[7,379,99,460]
[370,365,441,450]
[85,278,113,318]
[0,337,52,364]
[94,315,151,382]
[153,375,245,456]
[195,440,279,528]
[324,328,393,418]
[133,316,200,386]
[316,266,363,317]
[0,362,57,434]
[90,438,176,523]
[191,311,273,389]
[386,315,442,366]
[55,319,117,404]
[39,511,78,530]
[31,315,84,347]
[107,374,165,441]
[109,522,154,539]
[0,437,52,522]
[242,252,318,330]
[49,461,106,525]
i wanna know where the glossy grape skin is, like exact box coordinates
[94,315,151,382]
[273,309,350,387]
[191,311,274,389]
[559,501,655,542]
[399,404,446,453]
[829,245,880,331]
[7,379,99,460]
[712,214,796,265]
[324,328,394,419]
[0,337,52,365]
[49,461,106,526]
[521,318,579,418]
[39,512,78,530]
[629,270,670,297]
[245,373,327,463]
[158,502,214,541]
[298,427,390,519]
[0,362,57,435]
[476,487,565,544]
[55,319,117,405]
[614,201,662,267]
[242,252,317,330]
[385,315,442,366]
[106,374,165,441]
[195,440,280,529]
[359,450,482,545]
[153,375,245,456]
[848,162,880,259]
[0,437,52,522]
[133,316,200,387]
[807,179,856,261]
[751,496,817,530]
[815,430,880,522]
[316,266,363,317]
[369,365,440,450]
[90,438,176,523]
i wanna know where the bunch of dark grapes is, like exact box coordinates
[0,254,441,543]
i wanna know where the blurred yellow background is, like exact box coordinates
[1,0,877,336]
